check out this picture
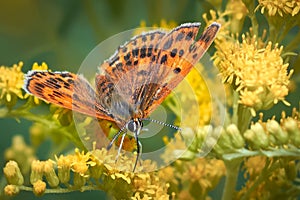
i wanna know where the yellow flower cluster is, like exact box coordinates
[0,62,24,103]
[4,148,169,199]
[0,62,50,105]
[257,0,300,16]
[213,33,293,116]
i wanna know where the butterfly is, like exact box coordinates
[24,22,220,171]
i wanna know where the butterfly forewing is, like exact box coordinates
[99,30,166,83]
[143,22,221,116]
[24,71,115,121]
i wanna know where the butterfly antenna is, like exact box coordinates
[142,118,182,132]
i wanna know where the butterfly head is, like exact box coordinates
[126,118,143,135]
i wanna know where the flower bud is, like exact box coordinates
[216,127,235,153]
[30,160,44,185]
[226,124,245,148]
[3,161,24,185]
[33,180,46,196]
[284,118,300,147]
[203,134,218,153]
[4,185,20,196]
[89,164,104,180]
[244,123,269,149]
[266,120,288,145]
[44,160,59,187]
[56,155,72,184]
[73,172,87,188]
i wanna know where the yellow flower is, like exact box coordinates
[32,180,46,196]
[134,19,177,36]
[4,185,20,196]
[0,62,24,102]
[257,0,300,16]
[71,148,92,176]
[213,33,293,115]
[31,62,49,71]
[243,156,266,178]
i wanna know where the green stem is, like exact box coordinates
[232,90,239,125]
[237,104,252,134]
[19,184,104,194]
[222,158,242,200]
[1,107,85,150]
[245,0,259,35]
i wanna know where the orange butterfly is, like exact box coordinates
[24,22,220,171]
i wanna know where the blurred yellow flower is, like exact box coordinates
[226,0,249,33]
[257,0,300,16]
[31,62,49,71]
[0,62,24,102]
[134,19,177,36]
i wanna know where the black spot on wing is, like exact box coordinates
[170,48,177,57]
[160,54,168,64]
[140,45,147,58]
[173,67,181,74]
[179,49,184,57]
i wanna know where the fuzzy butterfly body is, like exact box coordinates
[24,22,220,170]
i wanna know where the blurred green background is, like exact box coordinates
[0,0,299,199]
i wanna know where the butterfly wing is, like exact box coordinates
[95,30,168,123]
[143,22,221,116]
[24,71,115,121]
[96,22,220,120]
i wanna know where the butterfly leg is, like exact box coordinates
[133,126,142,172]
[107,126,126,150]
[115,132,127,163]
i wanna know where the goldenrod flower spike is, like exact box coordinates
[214,33,293,116]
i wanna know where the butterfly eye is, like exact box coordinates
[126,119,143,133]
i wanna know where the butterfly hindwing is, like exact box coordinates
[142,22,221,116]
